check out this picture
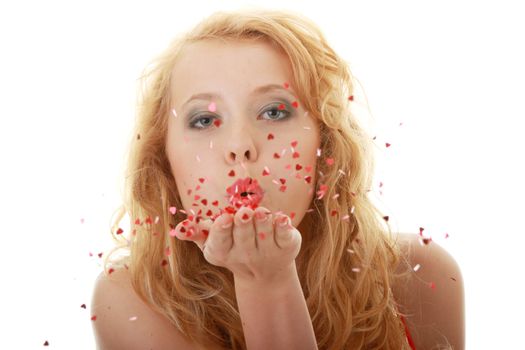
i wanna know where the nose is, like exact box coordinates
[225,129,258,165]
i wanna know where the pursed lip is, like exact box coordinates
[225,177,265,209]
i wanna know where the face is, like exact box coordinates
[166,39,321,229]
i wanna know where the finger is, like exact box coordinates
[203,212,234,264]
[253,207,273,250]
[232,207,257,250]
[195,218,213,251]
[273,214,298,249]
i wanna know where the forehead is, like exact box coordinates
[170,39,293,100]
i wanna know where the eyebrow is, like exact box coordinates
[182,84,296,108]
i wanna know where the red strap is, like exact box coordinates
[399,315,416,350]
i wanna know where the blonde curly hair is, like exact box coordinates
[103,7,418,349]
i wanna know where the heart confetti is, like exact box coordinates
[169,206,177,215]
[291,140,298,148]
[292,151,300,158]
[421,237,432,245]
[348,95,354,101]
[213,119,222,127]
[273,152,281,159]
[116,228,123,234]
[326,158,334,166]
[267,133,274,140]
[208,102,216,112]
[316,184,328,199]
[278,103,286,110]
[386,143,391,148]
[228,170,235,177]
[292,101,299,108]
[283,82,290,89]
[305,165,312,173]
[262,166,271,176]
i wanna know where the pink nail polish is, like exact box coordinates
[221,215,233,229]
[255,211,268,221]
[240,212,252,223]
[278,216,290,227]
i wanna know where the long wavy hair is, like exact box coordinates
[103,8,418,349]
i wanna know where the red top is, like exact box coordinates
[399,315,416,350]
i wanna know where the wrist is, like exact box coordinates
[233,262,299,294]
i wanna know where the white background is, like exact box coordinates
[1,0,523,348]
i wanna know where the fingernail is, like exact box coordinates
[221,215,233,229]
[240,212,252,224]
[278,216,291,227]
[255,211,268,222]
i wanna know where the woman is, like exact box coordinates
[91,8,464,350]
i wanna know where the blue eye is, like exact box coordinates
[189,104,292,130]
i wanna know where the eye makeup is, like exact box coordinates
[186,98,295,130]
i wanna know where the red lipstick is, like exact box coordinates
[225,177,265,210]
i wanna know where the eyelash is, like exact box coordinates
[189,104,292,130]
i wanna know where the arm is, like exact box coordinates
[234,263,318,350]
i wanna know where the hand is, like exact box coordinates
[173,206,302,284]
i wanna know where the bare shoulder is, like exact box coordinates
[90,268,202,350]
[392,233,465,350]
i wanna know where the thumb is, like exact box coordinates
[174,218,210,251]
